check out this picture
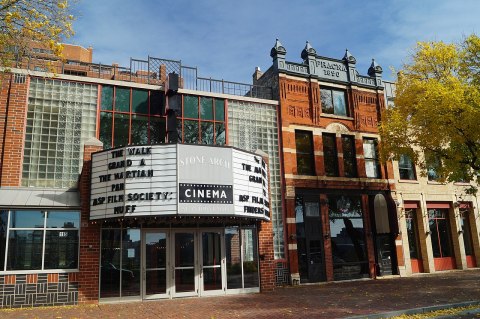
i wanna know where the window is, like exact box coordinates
[363,138,380,178]
[1,210,80,272]
[323,133,338,176]
[228,100,282,259]
[295,130,315,175]
[321,88,348,116]
[342,135,357,177]
[399,154,416,180]
[428,209,453,258]
[24,78,97,188]
[426,154,442,181]
[328,195,368,281]
[405,209,420,259]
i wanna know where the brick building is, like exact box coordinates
[256,40,400,284]
[0,43,281,307]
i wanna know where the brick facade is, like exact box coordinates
[0,73,29,187]
[77,140,103,303]
[262,40,400,284]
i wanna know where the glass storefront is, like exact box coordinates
[428,209,453,258]
[328,195,369,281]
[100,226,259,301]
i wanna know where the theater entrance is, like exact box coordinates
[100,228,226,301]
[143,229,225,299]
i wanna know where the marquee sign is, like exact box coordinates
[90,144,270,220]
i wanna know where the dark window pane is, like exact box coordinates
[428,209,453,258]
[184,95,198,119]
[201,122,214,144]
[176,120,183,143]
[132,89,148,114]
[46,211,80,228]
[399,154,416,180]
[100,229,122,298]
[405,210,420,259]
[226,227,242,289]
[295,130,315,175]
[215,122,226,145]
[115,87,130,112]
[342,135,357,177]
[10,211,45,228]
[461,213,474,256]
[184,120,199,144]
[200,97,214,120]
[7,230,43,270]
[101,86,113,111]
[323,133,338,177]
[321,89,333,114]
[215,99,225,121]
[0,211,7,270]
[114,113,130,147]
[99,112,113,149]
[149,117,166,144]
[131,115,148,145]
[122,229,140,297]
[243,228,259,288]
[44,230,79,269]
[150,91,165,116]
[328,195,367,281]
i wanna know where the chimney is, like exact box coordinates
[252,66,263,85]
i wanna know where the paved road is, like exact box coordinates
[1,269,480,319]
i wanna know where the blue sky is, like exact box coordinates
[70,0,480,84]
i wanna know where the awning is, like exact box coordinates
[0,187,80,208]
[374,194,390,234]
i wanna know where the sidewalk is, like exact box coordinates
[1,269,479,319]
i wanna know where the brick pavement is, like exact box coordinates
[1,269,479,319]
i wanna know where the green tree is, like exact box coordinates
[380,35,480,192]
[0,0,74,69]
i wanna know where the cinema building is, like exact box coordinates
[255,40,401,283]
[384,81,480,276]
[0,44,283,307]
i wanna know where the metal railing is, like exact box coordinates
[11,53,275,100]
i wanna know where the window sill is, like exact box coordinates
[453,182,471,186]
[320,113,354,121]
[427,181,446,185]
[397,179,419,184]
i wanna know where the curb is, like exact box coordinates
[345,300,480,319]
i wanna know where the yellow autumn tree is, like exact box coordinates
[0,0,74,70]
[380,34,480,192]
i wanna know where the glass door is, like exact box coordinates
[172,231,198,297]
[143,231,169,299]
[200,231,224,295]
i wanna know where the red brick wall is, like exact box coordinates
[258,154,275,292]
[77,142,103,303]
[0,73,29,187]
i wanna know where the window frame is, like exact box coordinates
[320,87,349,117]
[322,133,339,177]
[295,130,315,175]
[1,209,80,274]
[341,134,357,178]
[363,138,381,178]
[398,154,417,180]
